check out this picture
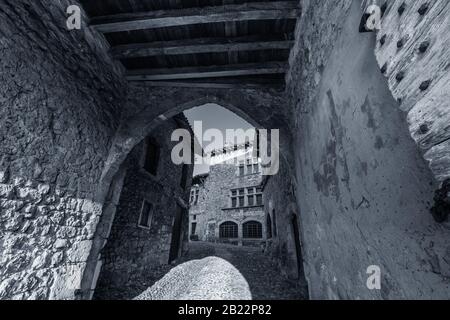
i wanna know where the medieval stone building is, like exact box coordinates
[93,114,194,300]
[189,144,266,246]
[1,0,450,300]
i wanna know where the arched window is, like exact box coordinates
[266,214,272,239]
[243,221,263,239]
[219,221,238,238]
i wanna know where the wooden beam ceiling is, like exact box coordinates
[82,1,300,88]
[126,62,287,81]
[110,35,295,59]
[133,80,283,90]
[91,1,300,33]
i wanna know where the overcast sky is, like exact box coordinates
[184,103,254,176]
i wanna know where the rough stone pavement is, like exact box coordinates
[135,242,308,300]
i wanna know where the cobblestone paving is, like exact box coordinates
[135,242,308,300]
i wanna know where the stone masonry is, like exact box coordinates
[0,0,125,300]
[189,145,266,247]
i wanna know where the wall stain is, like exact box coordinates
[360,95,378,132]
[313,90,351,206]
[374,136,384,150]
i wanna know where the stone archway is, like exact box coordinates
[98,85,291,199]
[79,85,294,298]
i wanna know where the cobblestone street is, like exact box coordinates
[135,242,308,300]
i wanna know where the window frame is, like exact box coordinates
[219,221,239,239]
[243,221,263,239]
[138,200,154,230]
[142,137,161,177]
[190,188,200,205]
[237,159,260,177]
[191,222,197,235]
[230,186,264,209]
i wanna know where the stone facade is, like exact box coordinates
[189,149,266,247]
[93,115,193,300]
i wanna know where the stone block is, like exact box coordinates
[54,239,68,250]
[66,240,92,263]
[49,263,86,300]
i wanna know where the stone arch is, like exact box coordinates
[79,85,292,297]
[98,85,290,202]
[217,218,241,227]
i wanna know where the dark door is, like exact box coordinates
[291,214,305,279]
[169,206,183,264]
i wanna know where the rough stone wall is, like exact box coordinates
[288,0,450,299]
[263,158,306,282]
[93,118,193,300]
[189,163,265,245]
[287,0,353,123]
[0,0,126,300]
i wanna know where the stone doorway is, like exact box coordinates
[169,206,185,264]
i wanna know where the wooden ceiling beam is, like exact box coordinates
[126,62,288,81]
[131,80,284,90]
[91,1,300,33]
[111,36,295,59]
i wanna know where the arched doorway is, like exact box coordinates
[291,213,305,280]
[266,213,273,239]
[169,205,186,264]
